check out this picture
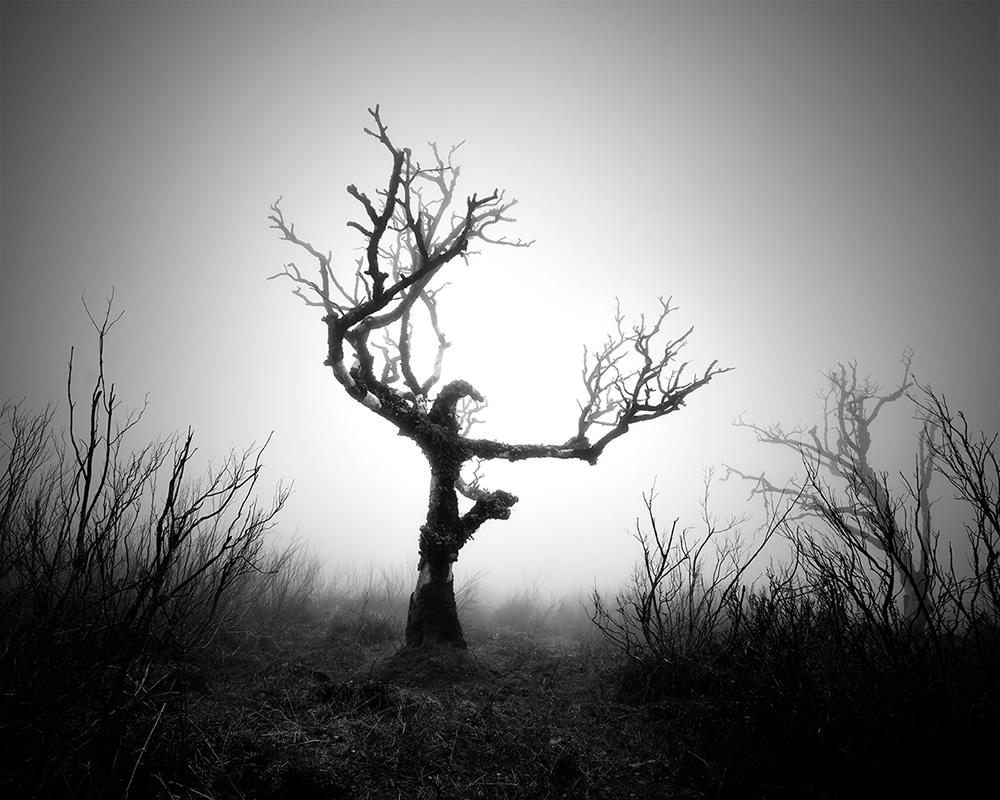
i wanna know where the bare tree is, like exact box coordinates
[270,106,730,649]
[726,352,938,632]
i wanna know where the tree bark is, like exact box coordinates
[405,443,468,648]
[405,555,466,649]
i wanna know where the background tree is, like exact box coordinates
[726,351,939,633]
[270,106,730,649]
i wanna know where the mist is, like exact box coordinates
[2,0,996,605]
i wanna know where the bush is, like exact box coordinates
[592,387,1000,797]
[590,473,780,672]
[0,303,293,798]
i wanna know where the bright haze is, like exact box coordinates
[2,2,997,599]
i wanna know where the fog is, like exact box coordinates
[2,1,997,604]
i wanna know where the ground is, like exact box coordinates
[158,622,697,800]
[130,592,998,800]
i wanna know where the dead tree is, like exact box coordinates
[727,351,938,632]
[270,106,730,648]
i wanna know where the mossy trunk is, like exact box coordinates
[405,555,466,648]
[404,449,467,649]
[404,389,519,649]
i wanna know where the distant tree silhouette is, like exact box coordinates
[727,351,939,632]
[270,106,730,648]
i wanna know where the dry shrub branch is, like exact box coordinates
[0,298,292,799]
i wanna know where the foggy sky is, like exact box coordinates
[2,1,997,598]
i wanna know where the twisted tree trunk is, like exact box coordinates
[406,452,468,648]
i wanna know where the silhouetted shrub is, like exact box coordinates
[593,385,1000,797]
[0,304,294,799]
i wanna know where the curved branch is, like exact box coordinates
[573,299,732,458]
[272,107,529,428]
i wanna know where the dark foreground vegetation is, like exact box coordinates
[2,310,997,797]
[2,553,996,800]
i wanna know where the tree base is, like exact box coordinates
[370,644,493,689]
[404,558,466,649]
